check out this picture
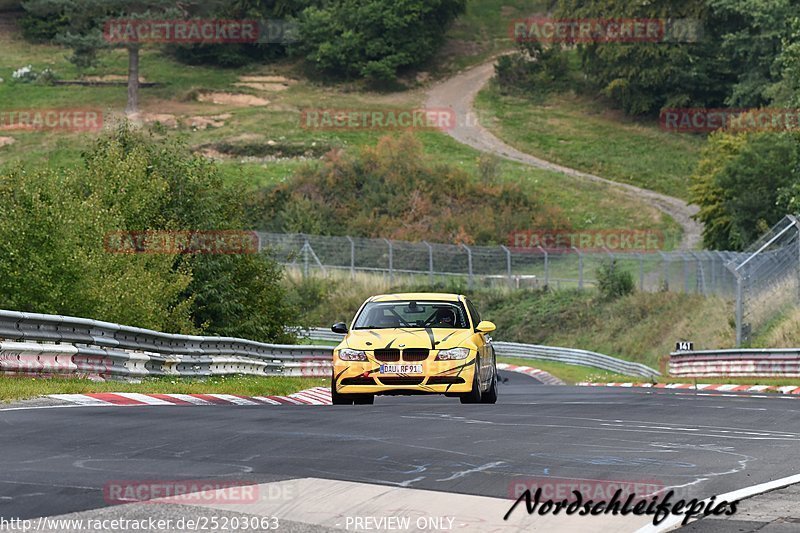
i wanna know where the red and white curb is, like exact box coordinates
[48,386,332,406]
[577,382,800,394]
[496,363,565,385]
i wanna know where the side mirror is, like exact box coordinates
[331,322,349,334]
[475,320,496,333]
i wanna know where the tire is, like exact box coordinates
[460,361,482,404]
[353,394,375,405]
[480,365,498,404]
[331,374,353,405]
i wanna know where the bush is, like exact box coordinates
[248,133,562,244]
[495,41,570,96]
[596,260,635,301]
[0,124,297,342]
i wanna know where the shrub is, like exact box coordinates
[248,133,563,244]
[596,260,635,301]
[0,124,297,341]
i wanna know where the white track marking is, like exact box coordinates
[110,393,177,405]
[637,472,800,532]
[46,394,112,405]
[206,394,260,405]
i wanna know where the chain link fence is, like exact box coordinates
[725,215,800,346]
[256,229,800,347]
[258,231,741,292]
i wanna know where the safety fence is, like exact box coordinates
[258,232,746,295]
[300,327,660,378]
[261,222,800,348]
[0,310,331,380]
[670,348,800,378]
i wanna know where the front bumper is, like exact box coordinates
[333,357,476,395]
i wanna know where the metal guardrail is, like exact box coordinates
[670,348,800,377]
[0,310,332,380]
[301,328,659,378]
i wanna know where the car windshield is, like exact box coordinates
[353,301,470,329]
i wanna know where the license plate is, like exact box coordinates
[380,364,423,374]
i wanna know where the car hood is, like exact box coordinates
[344,328,476,351]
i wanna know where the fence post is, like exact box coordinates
[572,246,584,289]
[462,244,474,289]
[344,236,355,279]
[659,251,669,290]
[384,238,393,284]
[423,241,433,284]
[683,254,690,293]
[735,274,743,347]
[500,245,512,287]
[639,253,645,291]
[302,234,309,278]
[537,245,549,288]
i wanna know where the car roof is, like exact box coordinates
[368,293,463,303]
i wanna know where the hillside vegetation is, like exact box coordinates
[291,273,736,369]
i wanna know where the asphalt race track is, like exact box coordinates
[2,370,800,532]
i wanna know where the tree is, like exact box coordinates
[554,0,728,115]
[690,131,800,250]
[295,0,466,82]
[22,0,186,113]
[0,124,298,341]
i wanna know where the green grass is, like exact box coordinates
[0,17,678,240]
[433,0,549,73]
[498,357,800,388]
[0,375,327,403]
[474,80,706,200]
[498,356,634,384]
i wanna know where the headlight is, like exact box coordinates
[435,347,471,360]
[338,348,367,361]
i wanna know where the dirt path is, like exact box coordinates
[425,60,702,250]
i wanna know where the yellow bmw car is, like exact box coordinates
[330,293,498,405]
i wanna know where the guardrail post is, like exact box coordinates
[346,236,355,280]
[500,245,512,287]
[423,241,433,284]
[462,244,474,289]
[572,246,583,289]
[537,245,549,288]
[383,238,394,284]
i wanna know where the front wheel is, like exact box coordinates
[480,366,498,404]
[460,361,482,404]
[331,374,353,405]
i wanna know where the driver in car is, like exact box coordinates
[430,307,457,328]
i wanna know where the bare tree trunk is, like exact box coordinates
[126,46,140,115]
